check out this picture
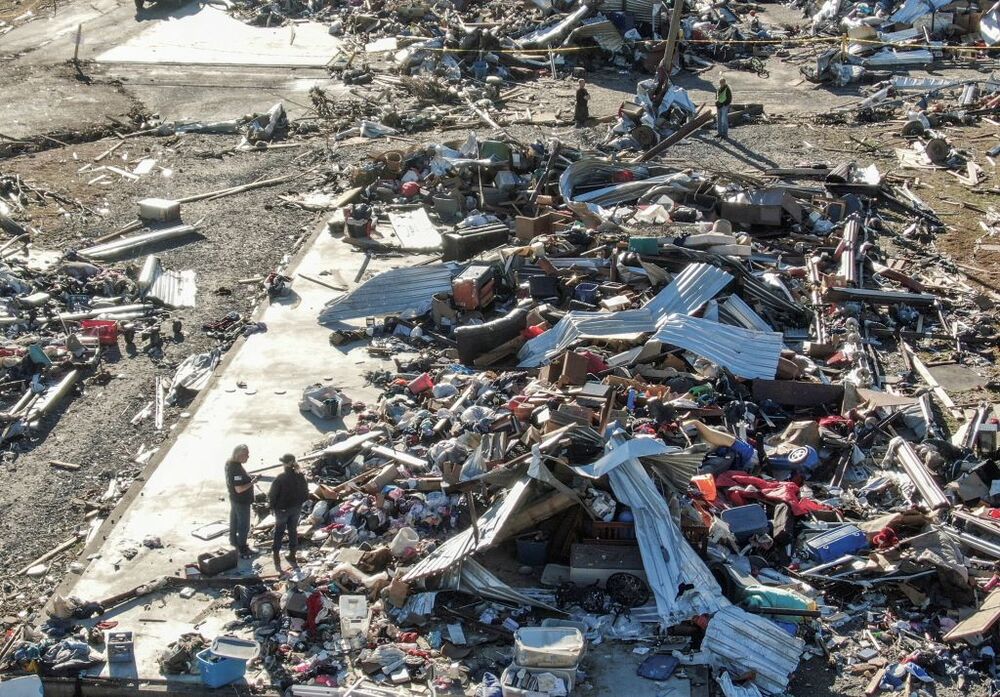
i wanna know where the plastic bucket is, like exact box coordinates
[390,527,419,557]
[574,282,599,304]
[515,535,549,566]
[691,474,717,501]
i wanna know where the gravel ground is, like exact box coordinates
[0,135,322,620]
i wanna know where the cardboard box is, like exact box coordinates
[539,351,588,387]
[515,213,553,242]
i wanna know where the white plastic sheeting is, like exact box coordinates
[702,606,805,694]
[517,263,733,367]
[574,433,728,626]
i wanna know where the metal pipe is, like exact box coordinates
[889,436,949,510]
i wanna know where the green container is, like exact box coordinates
[629,237,660,254]
[480,140,512,162]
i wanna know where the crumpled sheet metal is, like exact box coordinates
[647,314,783,379]
[702,606,805,694]
[319,263,460,324]
[138,255,197,308]
[440,558,560,611]
[887,0,951,25]
[517,263,732,367]
[402,476,532,582]
[558,157,684,206]
[515,2,591,48]
[574,433,728,626]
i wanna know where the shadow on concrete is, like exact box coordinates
[135,0,203,22]
[271,288,302,309]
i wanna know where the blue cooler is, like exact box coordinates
[197,636,259,688]
[720,504,769,543]
[806,524,869,563]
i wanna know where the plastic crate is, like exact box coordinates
[80,319,119,346]
[196,648,247,688]
[514,627,585,668]
[501,661,576,697]
[582,520,636,544]
[681,520,709,556]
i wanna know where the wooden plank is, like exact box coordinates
[49,460,81,471]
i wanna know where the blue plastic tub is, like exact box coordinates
[574,282,599,304]
[720,504,769,543]
[516,534,549,566]
[805,524,869,563]
[197,649,248,688]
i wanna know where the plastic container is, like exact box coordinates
[210,636,259,661]
[805,524,869,563]
[196,648,248,688]
[339,595,370,639]
[691,474,717,501]
[574,282,599,304]
[628,237,659,254]
[514,627,585,668]
[80,319,119,346]
[390,527,419,557]
[540,618,589,637]
[500,661,576,697]
[720,504,769,543]
[515,534,549,567]
[407,372,434,394]
[528,275,559,299]
[741,585,817,623]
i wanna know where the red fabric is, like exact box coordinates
[306,590,325,636]
[714,471,831,516]
[872,527,898,549]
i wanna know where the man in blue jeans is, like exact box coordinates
[268,453,309,573]
[715,77,732,139]
[225,444,258,558]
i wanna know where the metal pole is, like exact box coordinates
[653,0,685,107]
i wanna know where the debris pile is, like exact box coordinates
[6,117,1000,697]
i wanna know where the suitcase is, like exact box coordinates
[452,264,495,310]
[805,524,869,563]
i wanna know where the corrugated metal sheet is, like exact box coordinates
[720,294,773,332]
[440,558,561,611]
[575,433,727,626]
[647,263,733,324]
[518,263,732,367]
[319,263,460,324]
[402,476,532,582]
[888,0,949,24]
[570,17,624,52]
[648,314,783,379]
[139,255,196,308]
[717,671,764,697]
[702,606,804,694]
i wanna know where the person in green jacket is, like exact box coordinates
[715,78,732,139]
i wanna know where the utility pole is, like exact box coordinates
[652,0,685,108]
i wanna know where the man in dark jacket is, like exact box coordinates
[574,79,590,127]
[715,77,732,139]
[268,453,309,572]
[225,444,258,558]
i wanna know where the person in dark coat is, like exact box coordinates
[575,79,590,127]
[268,453,309,572]
[225,444,258,558]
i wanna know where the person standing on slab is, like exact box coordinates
[575,79,590,127]
[268,453,309,572]
[226,444,258,559]
[715,77,732,139]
